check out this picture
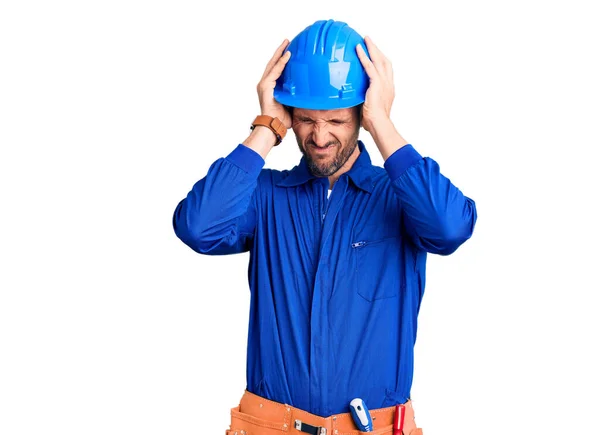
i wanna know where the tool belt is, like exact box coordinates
[225,390,423,435]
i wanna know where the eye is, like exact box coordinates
[330,120,345,125]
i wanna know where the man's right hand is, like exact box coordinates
[257,39,292,129]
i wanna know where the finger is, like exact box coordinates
[365,35,395,84]
[262,39,290,80]
[364,36,389,69]
[379,53,393,83]
[264,49,291,83]
[356,43,378,79]
[386,61,394,84]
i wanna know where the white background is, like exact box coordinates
[1,1,599,434]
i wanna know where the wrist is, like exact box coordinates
[261,110,282,119]
[242,125,277,159]
[367,118,409,161]
[252,115,286,145]
[364,116,393,134]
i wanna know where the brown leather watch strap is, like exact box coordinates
[251,115,287,146]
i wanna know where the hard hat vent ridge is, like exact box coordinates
[274,19,371,110]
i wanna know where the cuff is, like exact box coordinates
[225,144,266,178]
[384,144,423,180]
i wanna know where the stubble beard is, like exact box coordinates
[298,132,359,178]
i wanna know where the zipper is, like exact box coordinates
[351,237,392,248]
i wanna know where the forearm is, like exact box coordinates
[368,118,409,161]
[172,143,264,254]
[242,124,279,160]
[395,159,477,254]
[174,122,276,249]
[383,144,477,255]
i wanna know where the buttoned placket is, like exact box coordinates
[309,175,349,416]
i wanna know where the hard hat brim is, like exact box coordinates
[274,91,365,111]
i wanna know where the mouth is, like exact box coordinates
[309,143,336,154]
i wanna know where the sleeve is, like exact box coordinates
[172,144,264,255]
[384,144,478,255]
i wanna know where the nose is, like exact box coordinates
[311,122,331,147]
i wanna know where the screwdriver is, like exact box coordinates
[393,404,406,435]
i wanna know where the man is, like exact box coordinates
[173,19,477,435]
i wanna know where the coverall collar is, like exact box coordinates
[276,140,374,193]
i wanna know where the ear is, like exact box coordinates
[284,105,294,119]
[355,104,363,125]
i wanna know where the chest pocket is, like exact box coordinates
[351,222,404,301]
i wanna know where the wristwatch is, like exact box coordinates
[251,115,287,146]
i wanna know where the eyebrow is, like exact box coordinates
[297,116,350,123]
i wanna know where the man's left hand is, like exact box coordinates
[356,36,395,134]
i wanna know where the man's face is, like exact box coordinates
[291,106,361,177]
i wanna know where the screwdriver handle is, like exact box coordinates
[393,404,406,435]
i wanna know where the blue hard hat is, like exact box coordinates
[274,19,371,110]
